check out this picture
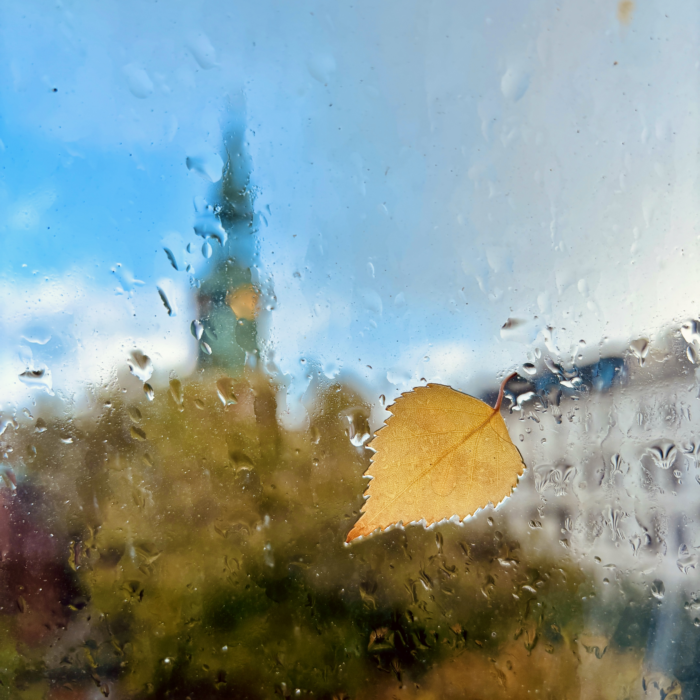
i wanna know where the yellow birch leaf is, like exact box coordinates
[346,373,524,542]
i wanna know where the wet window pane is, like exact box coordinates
[1,1,699,698]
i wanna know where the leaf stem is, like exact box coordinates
[495,372,518,412]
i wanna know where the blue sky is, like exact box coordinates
[1,0,699,421]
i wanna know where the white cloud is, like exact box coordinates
[0,271,197,410]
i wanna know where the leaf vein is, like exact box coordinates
[362,411,499,530]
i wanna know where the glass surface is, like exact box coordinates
[1,1,699,698]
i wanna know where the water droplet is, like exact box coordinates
[387,368,412,385]
[263,542,274,567]
[322,360,339,379]
[186,152,224,183]
[191,320,204,340]
[200,341,212,355]
[123,63,153,99]
[0,416,16,436]
[128,407,142,423]
[18,367,53,394]
[544,356,560,375]
[629,338,649,366]
[651,580,665,599]
[202,241,212,258]
[169,379,184,411]
[683,441,700,462]
[610,454,624,475]
[500,317,532,342]
[346,412,370,447]
[128,351,153,382]
[681,320,700,346]
[35,417,47,433]
[360,289,382,316]
[500,65,530,101]
[143,383,155,401]
[157,287,175,316]
[522,363,536,375]
[21,327,51,345]
[229,451,254,471]
[130,426,147,441]
[163,248,179,271]
[112,263,145,295]
[688,345,698,364]
[2,466,17,490]
[514,390,536,410]
[678,544,698,574]
[647,444,677,470]
[194,203,227,245]
[216,378,237,406]
[187,33,219,70]
[306,53,336,84]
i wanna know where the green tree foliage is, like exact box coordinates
[2,368,604,700]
